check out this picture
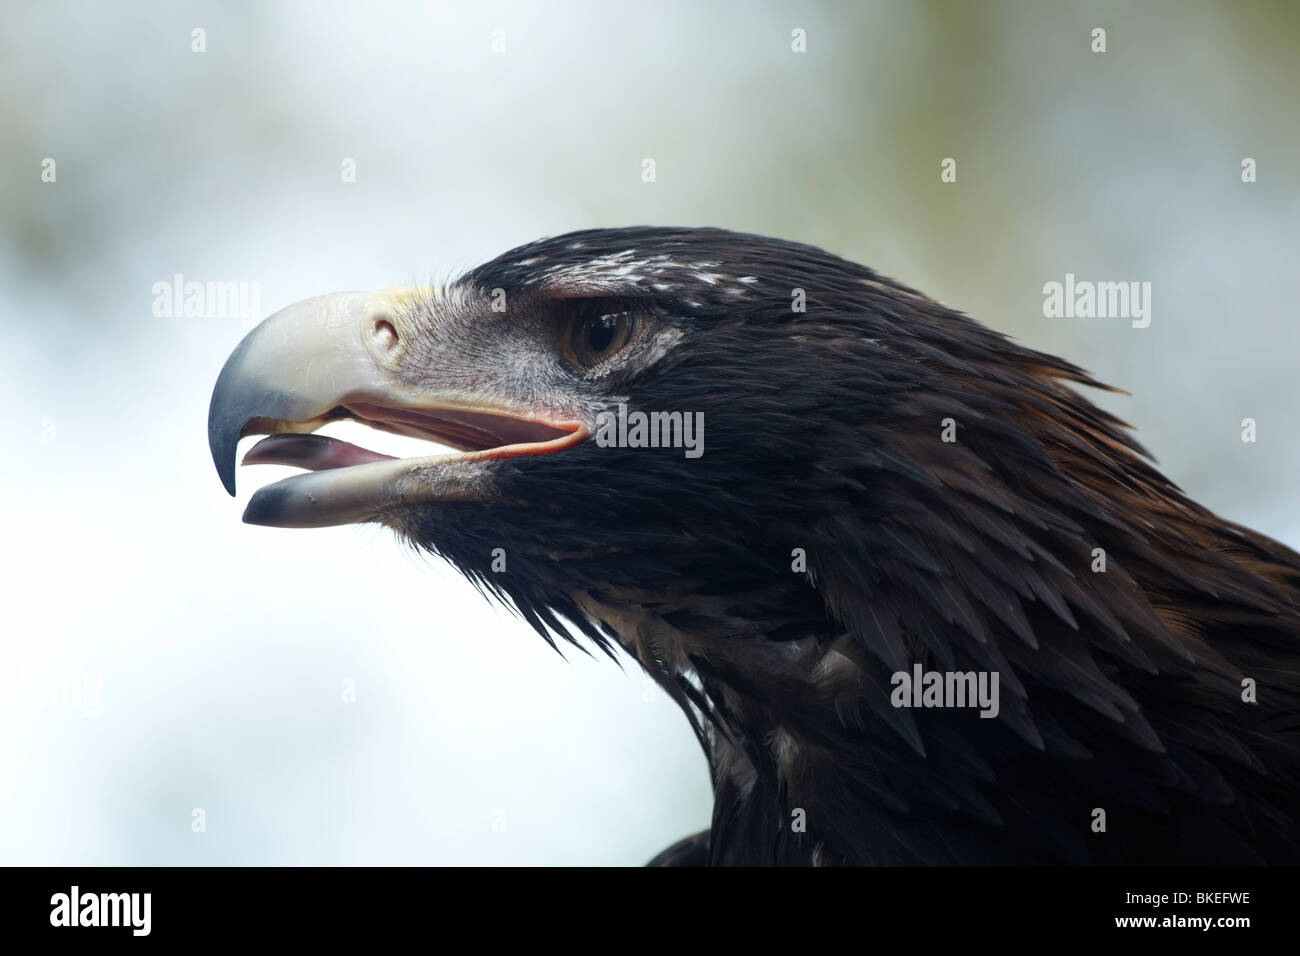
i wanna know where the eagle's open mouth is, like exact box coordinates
[207,290,593,528]
[240,403,587,473]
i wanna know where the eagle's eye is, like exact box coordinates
[568,307,636,369]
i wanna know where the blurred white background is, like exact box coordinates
[2,0,1297,864]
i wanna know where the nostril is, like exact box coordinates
[372,318,399,352]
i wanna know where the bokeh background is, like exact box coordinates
[2,0,1297,864]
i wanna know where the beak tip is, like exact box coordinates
[208,290,386,516]
[210,432,239,496]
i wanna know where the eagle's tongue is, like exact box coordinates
[242,433,396,471]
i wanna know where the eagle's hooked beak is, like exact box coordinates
[207,288,588,528]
